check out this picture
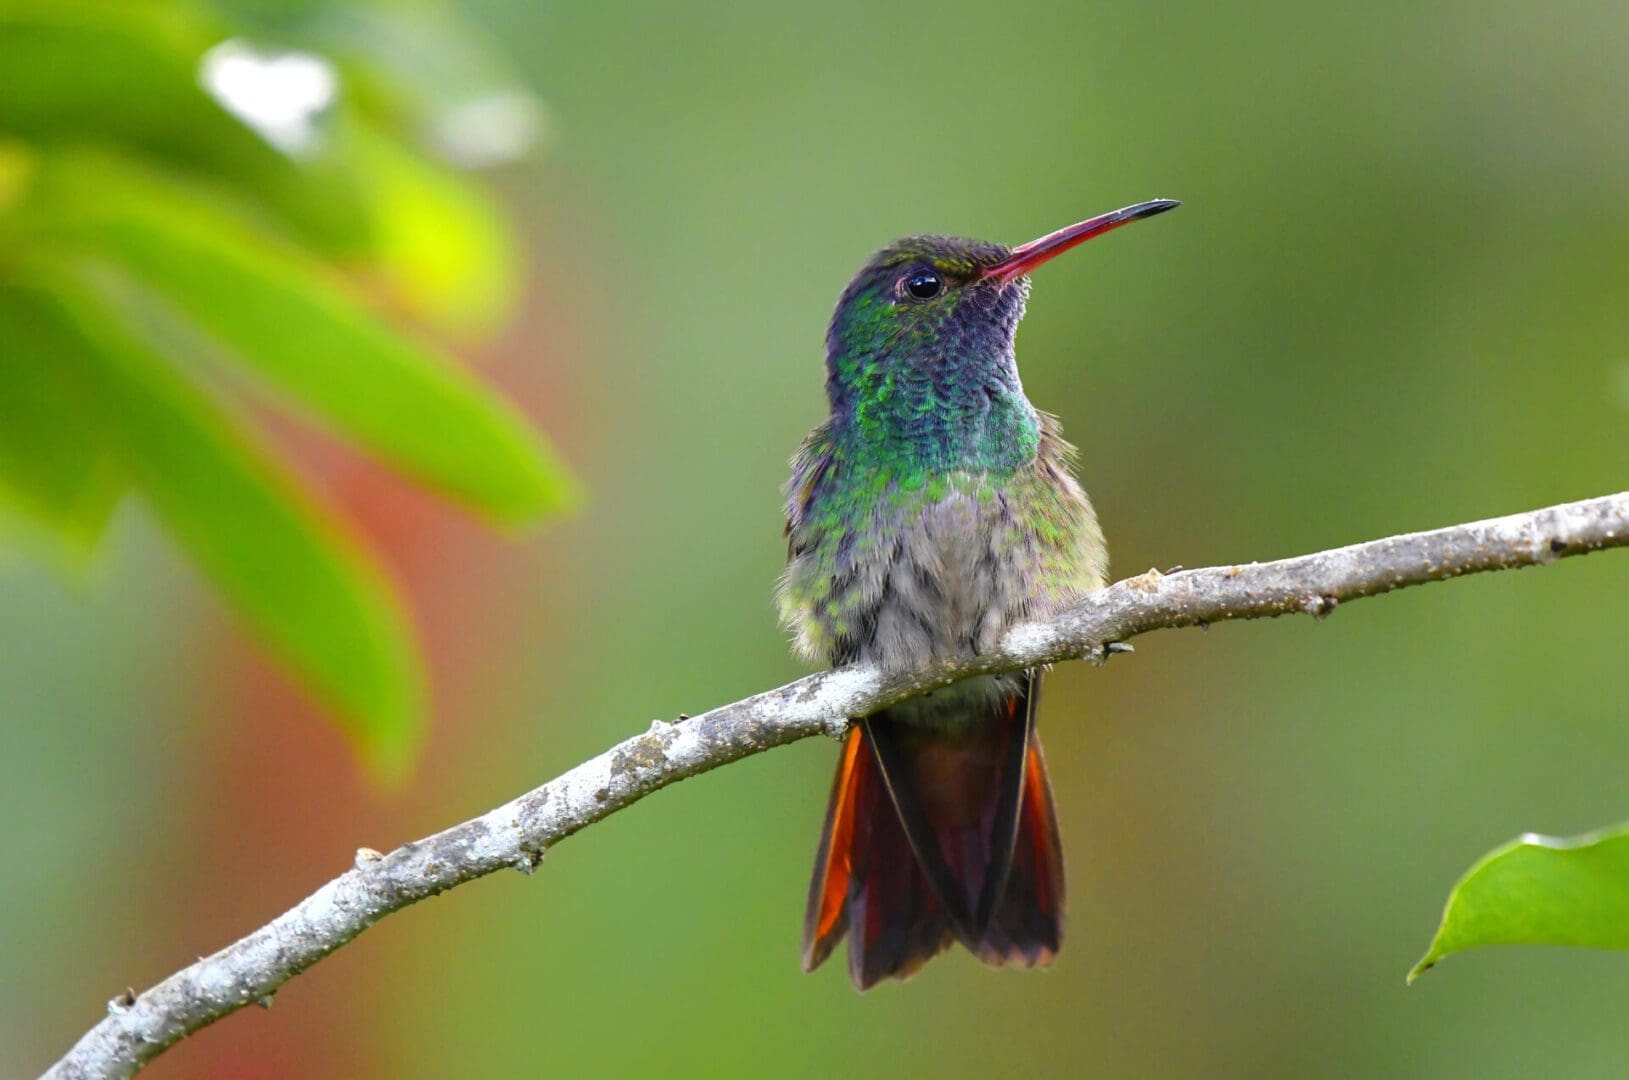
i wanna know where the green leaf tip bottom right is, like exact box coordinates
[1410,824,1629,983]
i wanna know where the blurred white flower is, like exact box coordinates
[199,40,337,158]
[429,91,547,169]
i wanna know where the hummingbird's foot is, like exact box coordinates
[1086,641,1135,667]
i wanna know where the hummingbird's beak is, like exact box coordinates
[976,198,1181,285]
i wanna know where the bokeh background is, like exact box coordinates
[8,1,1629,1075]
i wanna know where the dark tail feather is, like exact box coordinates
[801,725,953,987]
[802,669,1065,989]
[975,736,1066,967]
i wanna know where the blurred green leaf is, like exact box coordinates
[0,0,372,252]
[1,1,529,335]
[0,298,124,551]
[201,2,541,334]
[25,150,574,524]
[13,268,425,774]
[0,0,569,770]
[1412,825,1629,982]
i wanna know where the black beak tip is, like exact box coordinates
[1139,198,1182,218]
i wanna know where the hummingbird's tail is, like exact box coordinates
[801,670,1065,990]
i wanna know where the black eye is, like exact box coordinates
[902,269,943,300]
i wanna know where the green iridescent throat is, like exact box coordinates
[826,279,1040,480]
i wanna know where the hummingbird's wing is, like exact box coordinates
[782,423,834,558]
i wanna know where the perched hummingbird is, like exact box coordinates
[779,199,1179,990]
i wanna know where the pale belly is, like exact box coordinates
[779,453,1106,713]
[859,492,1032,665]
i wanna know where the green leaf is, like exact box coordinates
[0,0,372,253]
[12,267,426,775]
[25,149,578,524]
[0,295,125,551]
[1411,824,1629,982]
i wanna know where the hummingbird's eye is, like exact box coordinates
[901,268,943,301]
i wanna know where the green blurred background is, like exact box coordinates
[8,0,1629,1075]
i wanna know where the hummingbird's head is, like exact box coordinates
[823,200,1179,421]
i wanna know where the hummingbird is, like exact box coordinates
[779,199,1179,990]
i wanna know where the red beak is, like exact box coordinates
[976,199,1180,285]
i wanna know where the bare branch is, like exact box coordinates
[44,491,1629,1079]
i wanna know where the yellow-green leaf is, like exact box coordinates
[345,125,520,338]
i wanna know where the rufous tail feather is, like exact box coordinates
[801,669,1066,989]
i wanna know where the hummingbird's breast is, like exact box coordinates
[778,414,1107,704]
[867,489,1030,666]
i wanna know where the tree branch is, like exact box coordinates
[45,491,1629,1079]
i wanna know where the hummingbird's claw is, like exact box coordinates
[1086,641,1135,667]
